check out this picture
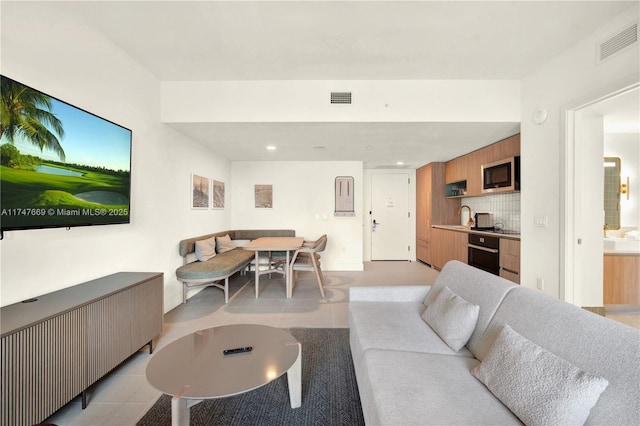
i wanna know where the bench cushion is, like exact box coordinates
[176,248,253,281]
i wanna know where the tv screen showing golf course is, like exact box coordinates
[1,75,132,232]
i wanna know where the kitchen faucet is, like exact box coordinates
[458,205,475,228]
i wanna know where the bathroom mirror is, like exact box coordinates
[603,157,621,230]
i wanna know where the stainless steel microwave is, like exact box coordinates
[481,156,520,193]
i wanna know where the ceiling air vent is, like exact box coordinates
[331,92,352,104]
[598,22,638,63]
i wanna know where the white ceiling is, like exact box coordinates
[67,0,635,81]
[43,0,639,167]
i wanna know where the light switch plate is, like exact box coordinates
[534,215,548,227]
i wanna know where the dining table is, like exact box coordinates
[243,237,304,298]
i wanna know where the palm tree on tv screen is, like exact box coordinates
[0,76,66,161]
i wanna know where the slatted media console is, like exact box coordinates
[1,272,164,426]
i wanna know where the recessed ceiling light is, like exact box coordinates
[396,161,404,166]
[266,145,277,151]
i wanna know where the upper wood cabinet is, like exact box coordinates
[444,154,468,184]
[416,163,459,265]
[445,134,520,197]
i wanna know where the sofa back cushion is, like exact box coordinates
[234,229,295,240]
[478,287,640,425]
[424,261,517,355]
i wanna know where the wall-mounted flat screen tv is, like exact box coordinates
[1,75,132,233]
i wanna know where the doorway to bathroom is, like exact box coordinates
[562,80,639,324]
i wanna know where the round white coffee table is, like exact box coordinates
[146,324,301,425]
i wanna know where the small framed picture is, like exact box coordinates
[212,180,225,209]
[191,173,210,209]
[255,184,273,208]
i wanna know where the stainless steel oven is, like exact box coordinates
[468,234,500,275]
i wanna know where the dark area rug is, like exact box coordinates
[137,328,365,426]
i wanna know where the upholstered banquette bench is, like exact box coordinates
[176,229,295,303]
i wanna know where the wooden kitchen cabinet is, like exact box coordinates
[431,227,468,270]
[446,133,520,197]
[444,155,468,185]
[416,163,459,265]
[500,238,520,283]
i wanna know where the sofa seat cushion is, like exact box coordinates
[348,301,474,360]
[355,349,521,426]
[176,248,254,281]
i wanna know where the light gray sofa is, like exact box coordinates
[348,260,640,425]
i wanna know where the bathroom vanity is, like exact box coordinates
[604,249,640,305]
[603,236,640,304]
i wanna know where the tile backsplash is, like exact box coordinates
[462,193,521,231]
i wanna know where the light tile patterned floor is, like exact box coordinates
[45,261,437,426]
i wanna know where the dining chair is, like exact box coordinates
[289,234,327,297]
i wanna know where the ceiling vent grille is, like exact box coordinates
[598,22,638,63]
[331,92,352,104]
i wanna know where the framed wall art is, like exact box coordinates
[212,180,225,209]
[254,184,273,208]
[191,173,210,209]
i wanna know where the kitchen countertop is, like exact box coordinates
[433,225,521,240]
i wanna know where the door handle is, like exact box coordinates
[373,220,381,225]
[467,244,498,254]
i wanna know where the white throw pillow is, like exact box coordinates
[471,324,609,426]
[194,236,217,262]
[216,234,235,253]
[421,286,480,352]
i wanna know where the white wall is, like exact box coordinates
[605,132,640,228]
[230,161,364,271]
[0,3,231,311]
[520,5,639,300]
[162,80,521,123]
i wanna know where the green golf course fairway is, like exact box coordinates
[1,164,129,228]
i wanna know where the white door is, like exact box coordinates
[571,110,605,307]
[371,173,410,260]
